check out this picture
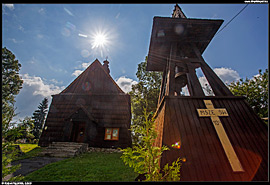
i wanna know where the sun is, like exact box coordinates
[91,32,108,49]
[80,25,117,58]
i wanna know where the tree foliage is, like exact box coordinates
[32,97,49,139]
[2,47,24,181]
[5,117,35,143]
[228,69,268,119]
[129,57,162,142]
[120,111,183,181]
[2,143,24,181]
[2,47,23,132]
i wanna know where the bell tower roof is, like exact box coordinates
[172,4,187,18]
[146,6,224,72]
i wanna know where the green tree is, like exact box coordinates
[32,97,49,140]
[2,47,23,133]
[120,111,184,181]
[2,143,24,181]
[129,57,162,143]
[2,47,24,181]
[5,117,35,143]
[228,69,268,119]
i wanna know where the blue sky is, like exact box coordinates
[2,4,268,122]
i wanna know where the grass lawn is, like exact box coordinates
[14,144,43,161]
[18,144,39,153]
[23,152,138,182]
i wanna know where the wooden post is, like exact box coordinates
[158,69,167,105]
[165,61,175,96]
[186,63,205,96]
[192,44,233,96]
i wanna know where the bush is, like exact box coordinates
[120,111,184,181]
[2,142,24,181]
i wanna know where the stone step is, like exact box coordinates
[41,148,77,152]
[52,142,88,146]
[48,145,82,150]
[40,142,88,158]
[41,151,77,158]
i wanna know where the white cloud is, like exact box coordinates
[3,4,14,10]
[213,67,240,84]
[115,76,138,93]
[197,67,240,95]
[12,74,65,123]
[198,67,240,86]
[72,70,83,77]
[49,79,63,85]
[21,73,65,97]
[81,62,91,69]
[72,62,91,77]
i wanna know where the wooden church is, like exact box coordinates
[39,59,132,148]
[147,4,268,181]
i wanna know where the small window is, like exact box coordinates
[104,128,119,140]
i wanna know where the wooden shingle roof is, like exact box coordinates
[61,59,125,94]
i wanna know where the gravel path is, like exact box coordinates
[2,157,65,181]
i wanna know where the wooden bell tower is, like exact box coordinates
[147,4,268,181]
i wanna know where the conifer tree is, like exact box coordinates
[32,98,48,139]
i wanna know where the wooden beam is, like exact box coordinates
[192,44,233,96]
[158,69,167,105]
[186,63,205,96]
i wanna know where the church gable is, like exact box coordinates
[39,58,131,148]
[61,59,124,94]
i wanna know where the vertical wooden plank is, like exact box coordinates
[228,99,268,180]
[158,70,166,105]
[217,99,260,180]
[171,98,199,181]
[191,98,225,180]
[168,62,176,96]
[185,99,216,180]
[186,63,205,96]
[177,98,207,181]
[230,99,267,158]
[213,100,249,181]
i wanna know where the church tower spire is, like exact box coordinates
[172,4,187,18]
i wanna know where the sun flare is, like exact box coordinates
[91,33,108,49]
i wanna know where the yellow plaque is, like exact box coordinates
[197,108,228,117]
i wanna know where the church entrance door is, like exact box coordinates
[71,121,86,143]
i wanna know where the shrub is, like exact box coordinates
[120,110,184,181]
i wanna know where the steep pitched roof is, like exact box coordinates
[61,59,124,94]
